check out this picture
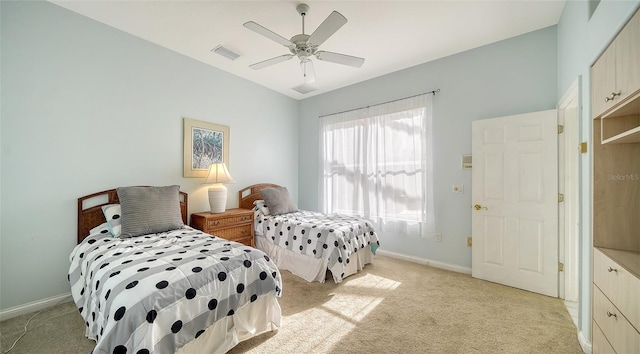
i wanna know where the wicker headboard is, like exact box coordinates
[238,183,281,210]
[77,188,188,243]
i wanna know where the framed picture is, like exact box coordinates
[183,117,230,178]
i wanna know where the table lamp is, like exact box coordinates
[203,162,235,213]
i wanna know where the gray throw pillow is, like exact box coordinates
[117,185,184,238]
[259,187,298,215]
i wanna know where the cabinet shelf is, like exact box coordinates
[598,91,640,144]
[602,126,640,144]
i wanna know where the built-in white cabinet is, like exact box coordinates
[615,9,640,110]
[591,7,640,354]
[592,39,617,118]
[592,9,640,120]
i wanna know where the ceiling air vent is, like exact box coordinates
[292,83,317,94]
[211,45,240,61]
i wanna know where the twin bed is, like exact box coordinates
[238,183,380,283]
[70,184,379,353]
[71,186,281,354]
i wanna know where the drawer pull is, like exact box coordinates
[606,311,617,318]
[607,267,617,273]
[604,92,621,102]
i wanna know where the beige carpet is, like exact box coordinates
[1,255,583,354]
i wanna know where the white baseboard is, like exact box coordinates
[578,330,591,354]
[0,293,73,322]
[377,249,472,275]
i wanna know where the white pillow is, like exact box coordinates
[90,222,112,236]
[101,204,122,237]
[253,199,270,216]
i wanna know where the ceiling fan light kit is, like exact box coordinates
[244,3,365,88]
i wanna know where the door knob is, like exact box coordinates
[473,204,488,210]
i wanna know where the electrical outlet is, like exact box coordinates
[435,233,442,242]
[466,237,472,247]
[452,185,464,193]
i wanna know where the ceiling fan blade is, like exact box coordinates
[315,51,365,68]
[300,60,316,84]
[308,11,347,47]
[249,54,294,70]
[243,21,293,47]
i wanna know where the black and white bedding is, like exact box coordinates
[69,226,282,354]
[254,210,380,283]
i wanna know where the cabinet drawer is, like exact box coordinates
[592,320,616,354]
[593,286,640,354]
[207,214,252,229]
[211,225,253,242]
[593,248,640,330]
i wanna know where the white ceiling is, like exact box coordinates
[50,0,566,100]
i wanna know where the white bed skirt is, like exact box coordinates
[177,292,281,354]
[255,235,374,283]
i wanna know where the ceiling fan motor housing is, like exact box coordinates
[289,34,316,58]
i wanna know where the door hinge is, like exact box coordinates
[558,193,564,202]
[558,125,564,134]
[558,262,564,272]
[580,142,588,153]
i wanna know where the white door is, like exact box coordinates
[471,110,558,297]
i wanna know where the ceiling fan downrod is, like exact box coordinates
[297,4,310,34]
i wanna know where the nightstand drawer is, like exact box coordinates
[190,209,255,248]
[207,214,252,229]
[212,224,253,242]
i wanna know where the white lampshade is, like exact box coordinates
[203,162,235,184]
[203,163,235,213]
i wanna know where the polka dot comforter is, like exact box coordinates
[255,210,380,283]
[68,227,282,354]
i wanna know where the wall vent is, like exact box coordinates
[211,45,240,61]
[292,83,317,94]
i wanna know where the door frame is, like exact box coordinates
[557,77,581,302]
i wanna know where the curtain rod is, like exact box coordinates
[319,89,440,119]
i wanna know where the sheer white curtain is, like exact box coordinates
[319,94,435,238]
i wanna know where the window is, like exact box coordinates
[319,94,435,237]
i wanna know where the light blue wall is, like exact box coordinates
[298,27,557,269]
[557,0,640,343]
[0,1,298,310]
[4,3,639,337]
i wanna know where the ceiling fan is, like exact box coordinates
[243,3,365,84]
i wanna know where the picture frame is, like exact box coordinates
[183,117,230,178]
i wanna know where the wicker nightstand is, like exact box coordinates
[190,208,255,247]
